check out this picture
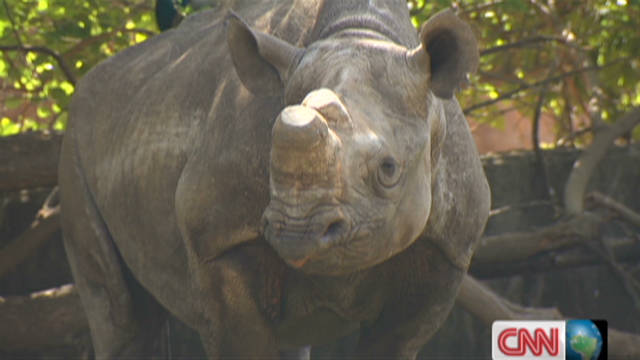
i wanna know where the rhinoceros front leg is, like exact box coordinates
[185,243,300,359]
[174,146,308,358]
[59,134,168,358]
[354,240,464,359]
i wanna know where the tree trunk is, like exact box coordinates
[0,133,63,192]
[0,284,90,355]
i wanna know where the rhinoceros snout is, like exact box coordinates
[263,208,349,270]
[266,88,353,272]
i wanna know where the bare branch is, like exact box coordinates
[64,27,157,58]
[471,236,640,278]
[457,275,640,358]
[480,35,582,56]
[2,0,23,47]
[457,274,562,324]
[591,236,640,313]
[477,70,528,86]
[489,200,554,217]
[463,59,628,115]
[125,27,156,37]
[0,45,76,85]
[457,0,506,15]
[532,82,548,156]
[531,65,557,207]
[0,284,90,352]
[473,213,601,265]
[0,196,60,279]
[556,126,593,146]
[564,107,640,214]
[588,192,640,228]
[0,132,63,191]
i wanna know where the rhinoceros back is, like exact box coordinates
[65,0,319,324]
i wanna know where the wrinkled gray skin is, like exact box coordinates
[59,0,490,358]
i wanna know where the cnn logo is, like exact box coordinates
[492,321,566,360]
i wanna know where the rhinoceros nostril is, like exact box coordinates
[321,219,346,243]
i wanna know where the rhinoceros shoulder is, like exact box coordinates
[424,98,491,270]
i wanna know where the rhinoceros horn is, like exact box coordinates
[406,9,479,99]
[301,88,352,130]
[270,105,337,189]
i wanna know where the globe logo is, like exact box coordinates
[566,320,603,360]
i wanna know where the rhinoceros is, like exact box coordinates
[58,0,490,358]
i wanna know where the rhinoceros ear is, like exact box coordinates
[407,9,478,99]
[226,11,302,95]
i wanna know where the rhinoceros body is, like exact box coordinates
[59,0,490,358]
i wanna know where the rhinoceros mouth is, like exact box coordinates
[284,227,381,275]
[263,206,394,275]
[262,206,356,271]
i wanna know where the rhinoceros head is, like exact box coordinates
[226,9,477,275]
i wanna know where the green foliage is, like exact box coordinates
[410,0,640,144]
[1,0,639,146]
[0,0,156,134]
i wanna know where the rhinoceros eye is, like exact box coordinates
[377,156,401,188]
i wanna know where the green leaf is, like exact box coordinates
[59,81,75,95]
[4,97,23,110]
[1,118,20,136]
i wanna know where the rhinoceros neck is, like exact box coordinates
[311,0,418,47]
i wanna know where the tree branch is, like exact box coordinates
[458,0,506,15]
[63,27,156,59]
[0,132,63,192]
[531,67,557,206]
[0,45,77,85]
[0,188,60,279]
[473,213,601,266]
[456,275,640,358]
[457,274,562,323]
[556,126,593,146]
[463,59,628,115]
[0,284,90,353]
[2,0,24,47]
[471,236,640,278]
[480,35,582,56]
[489,200,554,217]
[588,235,640,313]
[477,70,528,86]
[564,107,640,214]
[587,191,640,228]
